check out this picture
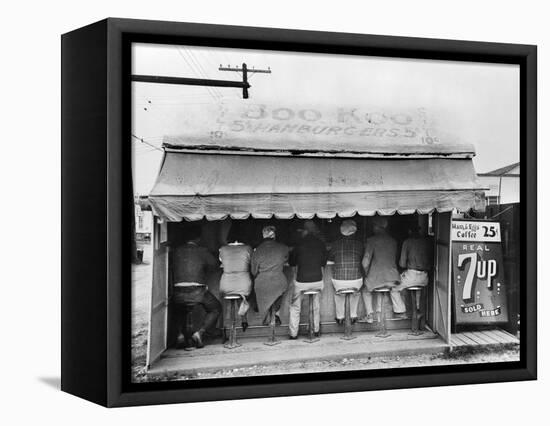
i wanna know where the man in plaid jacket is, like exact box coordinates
[328,219,365,324]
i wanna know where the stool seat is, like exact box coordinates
[336,288,357,295]
[407,286,423,291]
[373,287,391,293]
[303,290,320,295]
[224,294,241,300]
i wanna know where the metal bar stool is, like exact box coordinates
[373,287,391,338]
[179,302,196,351]
[303,290,320,343]
[407,286,424,336]
[223,294,242,349]
[336,288,357,340]
[264,307,281,346]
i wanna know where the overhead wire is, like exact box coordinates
[186,47,224,100]
[176,47,219,103]
[131,134,163,151]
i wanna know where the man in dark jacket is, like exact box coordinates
[288,220,328,339]
[172,227,221,349]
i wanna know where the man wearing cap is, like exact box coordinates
[395,224,433,312]
[361,217,407,321]
[288,220,328,339]
[250,226,290,326]
[171,227,222,349]
[328,219,364,324]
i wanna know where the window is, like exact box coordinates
[486,195,500,205]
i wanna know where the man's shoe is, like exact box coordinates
[393,312,408,320]
[241,321,249,332]
[289,335,298,340]
[191,331,204,348]
[314,332,320,338]
[351,317,358,324]
[358,313,375,324]
[335,318,344,325]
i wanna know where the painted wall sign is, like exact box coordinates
[451,220,508,325]
[162,102,474,157]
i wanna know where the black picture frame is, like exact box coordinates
[61,18,537,407]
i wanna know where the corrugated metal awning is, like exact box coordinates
[148,151,485,222]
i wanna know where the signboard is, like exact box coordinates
[451,220,508,325]
[162,103,474,157]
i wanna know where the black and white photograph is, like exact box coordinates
[130,42,521,383]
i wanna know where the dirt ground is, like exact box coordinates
[131,244,519,383]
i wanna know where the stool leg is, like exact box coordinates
[305,293,319,343]
[184,306,195,350]
[224,299,242,349]
[264,308,281,346]
[341,293,356,340]
[376,293,390,338]
[409,290,423,336]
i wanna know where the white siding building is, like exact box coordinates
[478,162,520,205]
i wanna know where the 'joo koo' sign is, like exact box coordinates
[451,220,508,324]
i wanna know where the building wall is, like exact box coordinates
[478,174,519,204]
[135,204,153,234]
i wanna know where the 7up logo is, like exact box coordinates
[457,253,498,301]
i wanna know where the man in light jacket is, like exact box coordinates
[361,217,407,321]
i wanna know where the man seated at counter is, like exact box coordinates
[288,220,328,339]
[219,231,253,334]
[395,223,433,308]
[250,226,290,326]
[171,227,222,349]
[361,217,407,321]
[328,219,365,324]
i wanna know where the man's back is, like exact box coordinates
[363,232,400,289]
[290,234,328,282]
[400,236,433,271]
[329,236,364,280]
[251,239,289,275]
[172,242,217,284]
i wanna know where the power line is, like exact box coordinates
[131,134,163,151]
[176,48,219,102]
[186,48,224,100]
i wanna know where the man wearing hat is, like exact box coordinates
[288,220,328,339]
[328,219,364,324]
[361,217,407,321]
[250,226,290,326]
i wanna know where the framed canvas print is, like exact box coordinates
[61,18,536,407]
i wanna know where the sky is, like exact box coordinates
[131,43,519,195]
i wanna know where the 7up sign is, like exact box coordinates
[451,220,508,325]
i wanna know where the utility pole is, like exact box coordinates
[129,61,271,261]
[218,63,271,99]
[131,62,271,99]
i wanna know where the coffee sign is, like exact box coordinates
[451,220,508,325]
